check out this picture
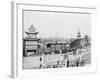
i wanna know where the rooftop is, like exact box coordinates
[25,24,38,34]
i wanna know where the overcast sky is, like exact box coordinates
[23,10,91,39]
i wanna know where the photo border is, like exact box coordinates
[11,2,97,78]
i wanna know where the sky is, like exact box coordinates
[23,10,91,39]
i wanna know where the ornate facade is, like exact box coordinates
[23,25,40,56]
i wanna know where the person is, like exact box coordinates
[40,57,42,61]
[39,64,42,68]
[76,60,79,67]
[80,59,85,66]
[67,59,69,67]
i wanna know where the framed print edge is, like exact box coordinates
[11,1,97,78]
[11,1,19,78]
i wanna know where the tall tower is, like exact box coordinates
[23,25,40,56]
[77,28,81,39]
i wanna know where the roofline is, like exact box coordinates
[24,38,40,41]
[25,31,38,34]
